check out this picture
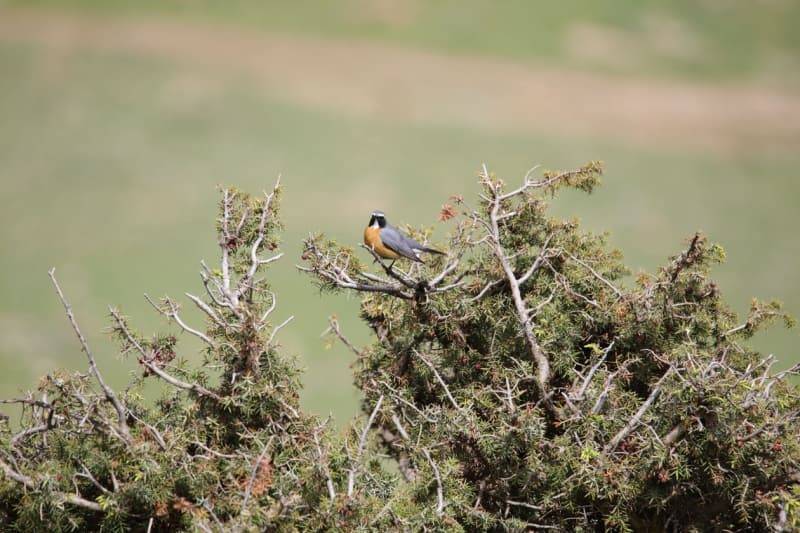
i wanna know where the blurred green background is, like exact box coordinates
[1,1,798,425]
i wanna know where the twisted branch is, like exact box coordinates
[347,395,384,498]
[49,268,131,443]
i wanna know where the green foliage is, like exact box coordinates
[302,163,800,531]
[1,164,798,531]
[0,184,392,531]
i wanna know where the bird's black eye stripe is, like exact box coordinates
[368,212,386,227]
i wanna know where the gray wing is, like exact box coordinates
[389,224,430,250]
[381,225,422,262]
[402,234,427,251]
[392,229,443,254]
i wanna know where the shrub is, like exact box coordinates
[0,182,391,531]
[2,164,798,531]
[301,163,800,531]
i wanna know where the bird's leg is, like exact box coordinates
[388,260,396,271]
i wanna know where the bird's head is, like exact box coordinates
[368,210,387,228]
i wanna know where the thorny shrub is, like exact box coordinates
[1,164,798,532]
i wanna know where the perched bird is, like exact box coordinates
[364,211,443,264]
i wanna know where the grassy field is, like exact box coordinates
[8,0,800,84]
[0,3,798,424]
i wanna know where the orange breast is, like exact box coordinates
[364,226,400,259]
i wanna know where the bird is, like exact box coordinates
[363,210,444,265]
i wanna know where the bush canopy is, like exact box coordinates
[1,164,798,532]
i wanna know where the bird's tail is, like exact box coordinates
[422,247,445,255]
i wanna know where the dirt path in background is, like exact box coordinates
[2,7,799,153]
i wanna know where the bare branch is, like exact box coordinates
[0,456,34,488]
[347,395,384,498]
[313,424,336,502]
[76,463,113,495]
[49,268,130,442]
[302,232,465,302]
[481,165,552,405]
[604,368,673,454]
[516,233,555,286]
[391,414,411,441]
[323,316,363,358]
[429,257,460,289]
[360,245,417,290]
[127,410,167,451]
[376,380,436,423]
[574,342,615,403]
[497,164,541,201]
[219,189,236,305]
[662,423,685,447]
[259,291,278,324]
[504,377,516,414]
[562,251,623,298]
[413,350,464,414]
[298,241,414,300]
[498,166,595,201]
[184,292,225,329]
[268,316,294,346]
[144,294,216,348]
[467,279,503,302]
[741,408,800,442]
[506,500,543,511]
[590,375,613,415]
[148,359,221,401]
[0,457,102,512]
[237,178,281,297]
[11,424,50,448]
[109,308,221,401]
[383,414,416,482]
[190,441,237,460]
[422,449,445,516]
[241,437,273,513]
[200,260,239,316]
